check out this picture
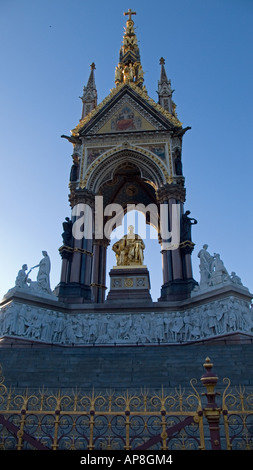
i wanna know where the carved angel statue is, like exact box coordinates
[115,65,123,83]
[137,64,144,81]
[128,63,135,81]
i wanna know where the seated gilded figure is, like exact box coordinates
[112,226,145,267]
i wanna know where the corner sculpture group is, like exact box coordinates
[0,241,252,346]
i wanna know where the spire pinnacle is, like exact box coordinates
[81,62,97,119]
[157,57,174,114]
[115,10,144,88]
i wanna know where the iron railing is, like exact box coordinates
[0,358,252,450]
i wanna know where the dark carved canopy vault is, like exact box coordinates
[85,148,168,194]
[99,161,160,232]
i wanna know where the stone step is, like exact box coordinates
[0,342,253,391]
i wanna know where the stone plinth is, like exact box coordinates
[0,281,252,347]
[106,266,152,302]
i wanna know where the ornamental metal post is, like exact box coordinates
[201,357,222,450]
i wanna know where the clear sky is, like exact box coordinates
[0,0,252,301]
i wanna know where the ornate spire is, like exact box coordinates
[81,62,98,119]
[157,57,174,113]
[115,10,144,88]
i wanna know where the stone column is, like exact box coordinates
[82,238,93,286]
[59,248,72,284]
[161,247,169,284]
[56,188,95,303]
[159,232,172,285]
[91,239,109,303]
[70,238,82,283]
[169,198,183,280]
[157,183,197,300]
[185,252,193,279]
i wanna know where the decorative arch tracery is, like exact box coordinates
[81,148,168,303]
[83,148,170,193]
[100,162,160,235]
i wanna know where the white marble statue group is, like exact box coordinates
[5,251,55,299]
[196,244,245,290]
[1,243,252,345]
[0,296,252,345]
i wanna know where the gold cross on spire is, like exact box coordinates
[124,9,136,21]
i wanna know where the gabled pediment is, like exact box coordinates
[93,96,159,134]
[71,83,182,137]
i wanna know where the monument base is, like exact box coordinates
[159,278,198,301]
[0,281,252,346]
[106,266,152,302]
[54,282,93,303]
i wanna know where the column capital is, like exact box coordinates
[69,187,96,208]
[93,237,110,248]
[156,183,186,203]
[179,240,195,255]
[58,245,73,260]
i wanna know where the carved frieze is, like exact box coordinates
[1,296,252,345]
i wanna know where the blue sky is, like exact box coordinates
[0,0,252,301]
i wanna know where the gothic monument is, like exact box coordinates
[0,10,252,350]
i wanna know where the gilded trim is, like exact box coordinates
[71,82,182,137]
[80,144,171,189]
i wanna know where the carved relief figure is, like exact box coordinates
[1,297,252,346]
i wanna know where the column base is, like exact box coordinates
[54,282,93,304]
[158,278,198,302]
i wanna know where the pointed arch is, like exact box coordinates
[83,148,170,193]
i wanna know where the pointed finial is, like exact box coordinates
[80,63,97,119]
[201,356,218,389]
[203,357,213,371]
[115,9,143,88]
[157,58,174,112]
